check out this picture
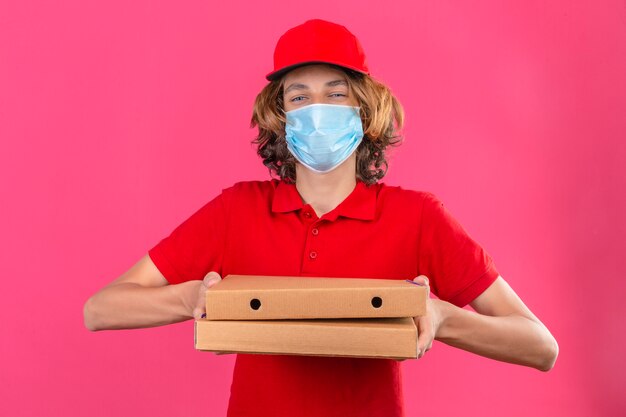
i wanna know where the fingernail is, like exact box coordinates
[406,280,425,286]
[201,313,206,318]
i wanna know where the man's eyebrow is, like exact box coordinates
[326,79,348,87]
[284,79,348,94]
[284,83,308,94]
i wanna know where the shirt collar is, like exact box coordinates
[271,179,377,221]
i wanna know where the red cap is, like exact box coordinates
[265,19,370,81]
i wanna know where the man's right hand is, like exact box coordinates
[190,271,222,319]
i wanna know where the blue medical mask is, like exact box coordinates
[284,103,364,173]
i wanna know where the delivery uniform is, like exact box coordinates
[148,179,499,417]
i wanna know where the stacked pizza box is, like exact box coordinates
[194,275,427,360]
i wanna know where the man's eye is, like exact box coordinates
[330,93,346,97]
[291,96,306,102]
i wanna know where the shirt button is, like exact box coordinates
[304,212,312,218]
[309,251,318,259]
[311,228,319,236]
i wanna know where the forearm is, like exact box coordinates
[83,281,199,331]
[436,303,559,371]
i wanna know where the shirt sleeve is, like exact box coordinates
[148,191,228,285]
[418,193,499,307]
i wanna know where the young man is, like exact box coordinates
[84,19,558,417]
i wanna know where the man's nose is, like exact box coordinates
[309,93,330,105]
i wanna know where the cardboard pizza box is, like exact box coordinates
[195,317,418,360]
[205,275,427,320]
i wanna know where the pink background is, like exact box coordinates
[1,1,624,416]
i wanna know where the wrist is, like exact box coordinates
[434,299,456,341]
[173,280,203,318]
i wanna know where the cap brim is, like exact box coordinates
[265,61,369,81]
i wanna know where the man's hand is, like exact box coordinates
[190,271,222,319]
[412,275,449,359]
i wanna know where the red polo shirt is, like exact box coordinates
[148,179,499,417]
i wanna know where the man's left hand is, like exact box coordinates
[412,275,450,359]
